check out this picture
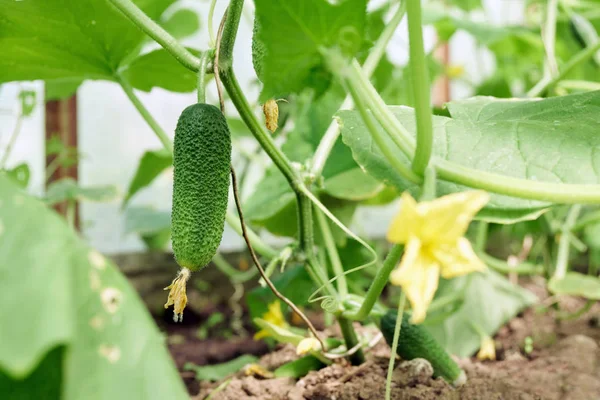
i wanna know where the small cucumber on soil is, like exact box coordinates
[171,103,231,271]
[380,309,466,386]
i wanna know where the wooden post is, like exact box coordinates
[45,95,79,228]
[433,42,451,106]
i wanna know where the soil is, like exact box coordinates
[159,282,600,400]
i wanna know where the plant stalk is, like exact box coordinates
[554,205,582,279]
[338,317,365,365]
[117,75,173,153]
[385,292,406,400]
[406,0,434,176]
[346,60,600,204]
[315,206,348,297]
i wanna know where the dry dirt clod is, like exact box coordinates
[392,358,434,387]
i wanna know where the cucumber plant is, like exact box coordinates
[2,0,600,399]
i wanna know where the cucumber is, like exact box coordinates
[380,309,466,386]
[171,103,231,271]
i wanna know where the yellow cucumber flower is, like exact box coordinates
[253,300,289,340]
[387,191,490,323]
[476,336,497,361]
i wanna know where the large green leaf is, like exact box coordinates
[338,91,600,222]
[0,175,187,399]
[548,272,600,300]
[160,8,200,40]
[253,0,368,99]
[0,0,175,83]
[425,270,537,357]
[122,48,199,93]
[123,149,172,207]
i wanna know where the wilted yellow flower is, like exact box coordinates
[387,191,489,323]
[244,364,274,378]
[254,300,288,340]
[477,336,496,361]
[296,337,322,356]
[164,268,191,322]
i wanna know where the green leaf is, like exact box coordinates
[548,273,600,300]
[446,0,482,11]
[273,356,324,379]
[253,0,368,99]
[0,175,187,398]
[184,355,258,382]
[124,206,171,250]
[339,91,600,222]
[247,266,315,321]
[124,206,171,235]
[244,168,295,222]
[323,168,383,201]
[4,163,30,189]
[160,8,200,39]
[45,78,83,101]
[227,118,252,138]
[0,0,175,83]
[123,149,172,207]
[122,48,199,93]
[45,178,119,205]
[425,270,537,357]
[18,90,36,117]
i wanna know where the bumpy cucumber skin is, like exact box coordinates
[171,104,231,271]
[251,18,265,82]
[380,309,463,384]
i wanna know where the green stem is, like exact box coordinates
[419,166,437,201]
[338,317,365,365]
[554,205,582,279]
[0,114,24,169]
[543,0,560,77]
[298,194,335,294]
[208,0,218,47]
[347,60,600,204]
[475,221,489,253]
[117,75,173,154]
[478,252,544,275]
[572,209,600,231]
[315,206,348,297]
[225,211,278,259]
[218,0,244,70]
[558,79,600,91]
[220,70,298,188]
[197,51,212,103]
[212,252,257,283]
[406,0,433,176]
[345,244,403,321]
[385,292,406,400]
[107,0,200,71]
[310,0,407,177]
[345,71,421,184]
[528,40,600,97]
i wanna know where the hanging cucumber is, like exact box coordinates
[380,309,466,386]
[165,103,232,322]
